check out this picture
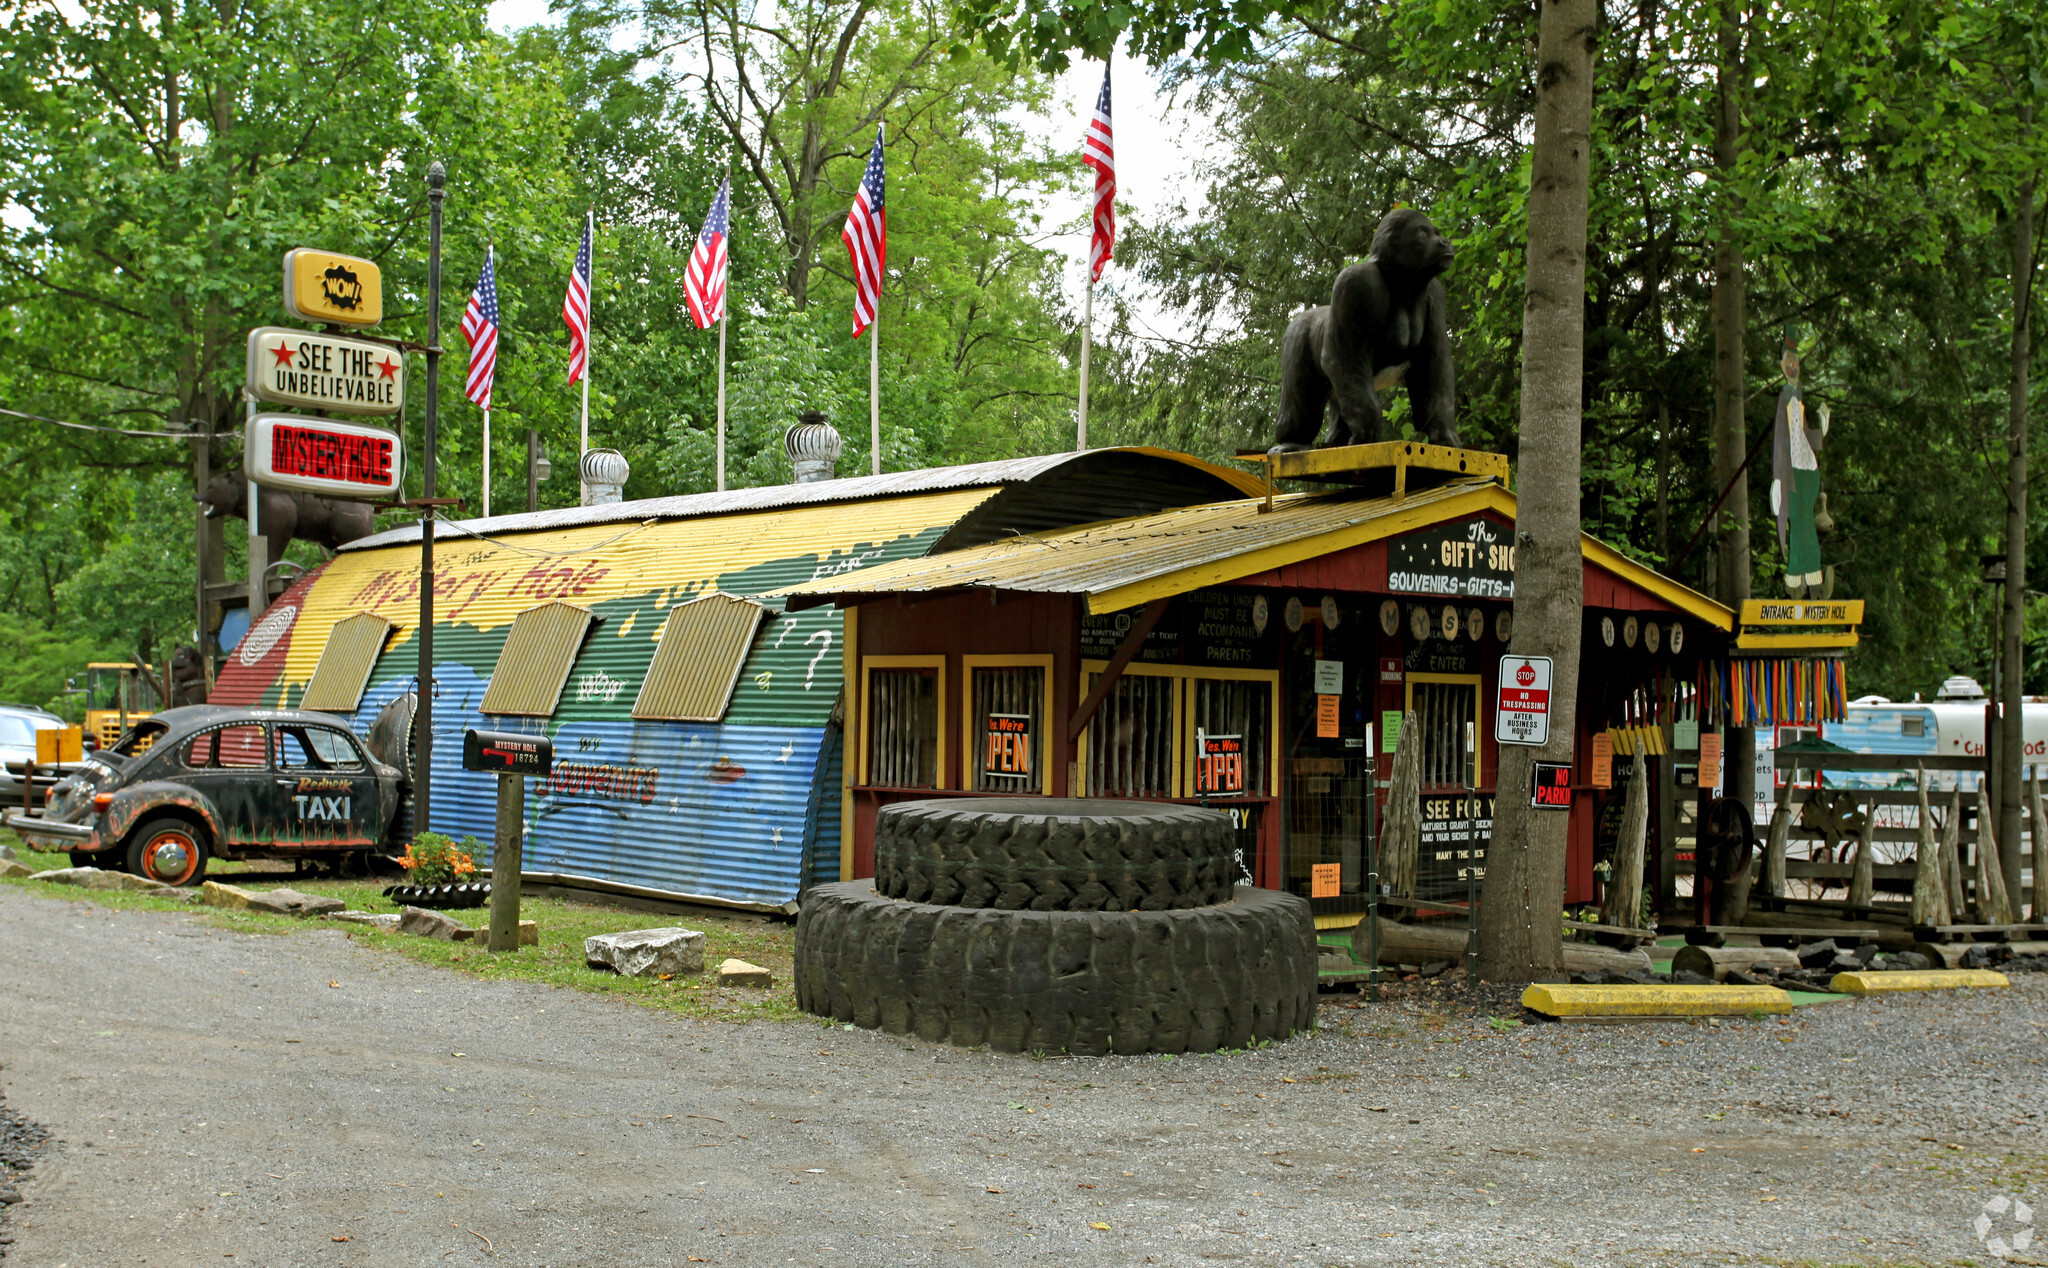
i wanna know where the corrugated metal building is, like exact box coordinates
[207,449,1260,909]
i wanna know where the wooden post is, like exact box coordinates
[487,772,525,952]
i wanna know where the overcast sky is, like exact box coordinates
[483,0,1212,342]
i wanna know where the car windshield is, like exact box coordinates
[110,719,171,757]
[0,716,42,747]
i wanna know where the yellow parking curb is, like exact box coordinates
[1829,969,2009,994]
[1520,983,1792,1018]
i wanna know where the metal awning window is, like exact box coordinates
[480,601,594,717]
[632,593,768,722]
[299,612,394,712]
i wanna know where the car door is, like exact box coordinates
[176,722,283,851]
[272,722,380,848]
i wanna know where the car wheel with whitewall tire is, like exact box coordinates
[794,881,1317,1056]
[124,818,209,887]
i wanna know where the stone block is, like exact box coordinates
[717,957,773,987]
[0,859,32,879]
[326,911,402,931]
[397,906,472,940]
[585,927,704,977]
[200,880,255,909]
[251,887,347,917]
[452,921,538,946]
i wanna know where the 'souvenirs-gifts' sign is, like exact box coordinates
[1387,517,1515,599]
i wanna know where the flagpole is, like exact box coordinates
[482,407,491,518]
[1077,276,1093,451]
[716,306,728,491]
[869,309,880,476]
[579,208,592,501]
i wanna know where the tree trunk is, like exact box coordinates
[1712,0,1755,815]
[1976,785,2015,923]
[1358,917,1649,976]
[1380,711,1422,897]
[1942,787,1967,921]
[1912,769,1948,927]
[1476,0,1597,983]
[1762,773,1792,897]
[1601,748,1649,929]
[1670,944,1799,981]
[2003,142,2035,910]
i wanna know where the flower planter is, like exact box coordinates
[383,881,492,910]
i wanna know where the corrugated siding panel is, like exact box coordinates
[480,601,593,716]
[633,594,766,721]
[299,612,392,712]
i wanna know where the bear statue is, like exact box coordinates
[196,471,378,562]
[1269,208,1460,454]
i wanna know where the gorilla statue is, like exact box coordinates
[1269,208,1460,454]
[196,471,377,562]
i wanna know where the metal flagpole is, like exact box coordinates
[579,209,592,500]
[481,407,491,518]
[869,309,880,476]
[715,306,728,491]
[1077,277,1093,451]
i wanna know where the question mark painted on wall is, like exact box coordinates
[804,629,833,690]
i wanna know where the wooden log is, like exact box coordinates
[2030,770,2047,924]
[1911,769,1948,927]
[1762,775,1793,897]
[1602,749,1648,930]
[1848,830,1875,909]
[1912,941,2048,969]
[1350,916,1654,976]
[1943,786,1968,920]
[1978,785,2017,923]
[1670,945,1801,981]
[1381,711,1421,898]
[1739,909,1914,950]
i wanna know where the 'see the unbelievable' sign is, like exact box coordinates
[982,713,1033,780]
[283,248,383,327]
[1194,729,1246,795]
[1530,761,1573,809]
[246,327,404,416]
[246,414,403,500]
[463,729,554,777]
[1494,654,1554,746]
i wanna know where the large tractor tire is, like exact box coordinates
[872,798,1236,912]
[794,881,1316,1056]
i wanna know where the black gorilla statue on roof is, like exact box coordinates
[1269,208,1460,454]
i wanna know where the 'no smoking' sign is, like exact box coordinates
[1496,655,1554,746]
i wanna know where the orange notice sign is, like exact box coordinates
[1698,732,1722,789]
[1316,694,1340,738]
[1590,732,1614,788]
[1310,863,1341,898]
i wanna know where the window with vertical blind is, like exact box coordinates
[1405,674,1482,787]
[863,658,943,788]
[1188,675,1273,796]
[1082,667,1178,798]
[964,657,1050,793]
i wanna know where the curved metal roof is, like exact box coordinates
[342,447,1264,552]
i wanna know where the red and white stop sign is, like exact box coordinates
[1496,655,1554,746]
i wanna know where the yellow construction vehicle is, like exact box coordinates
[71,663,155,751]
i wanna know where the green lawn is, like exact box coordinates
[3,837,800,1024]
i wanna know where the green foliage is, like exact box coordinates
[398,831,481,885]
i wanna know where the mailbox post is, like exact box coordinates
[463,729,553,952]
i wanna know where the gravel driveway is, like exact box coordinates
[1,885,2041,1267]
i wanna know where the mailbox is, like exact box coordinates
[462,730,553,777]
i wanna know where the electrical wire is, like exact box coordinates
[0,405,193,439]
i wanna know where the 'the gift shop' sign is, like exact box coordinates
[245,327,404,416]
[246,414,403,500]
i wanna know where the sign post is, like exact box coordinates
[464,729,553,953]
[1495,654,1554,746]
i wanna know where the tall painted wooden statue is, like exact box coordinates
[1769,330,1830,597]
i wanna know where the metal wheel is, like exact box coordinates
[124,818,209,887]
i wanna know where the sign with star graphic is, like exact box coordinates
[245,326,404,415]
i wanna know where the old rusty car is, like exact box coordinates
[4,705,407,885]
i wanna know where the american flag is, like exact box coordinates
[842,126,887,337]
[460,249,499,409]
[563,214,592,383]
[685,178,731,330]
[1082,65,1115,283]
